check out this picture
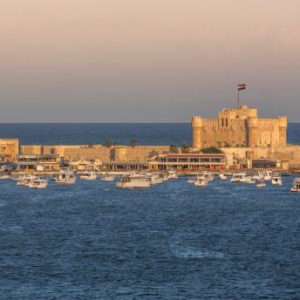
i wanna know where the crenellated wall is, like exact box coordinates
[192,105,287,149]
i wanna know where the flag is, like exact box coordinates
[238,83,247,91]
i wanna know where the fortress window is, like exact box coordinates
[222,118,224,127]
[226,119,228,127]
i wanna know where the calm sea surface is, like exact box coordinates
[0,123,300,299]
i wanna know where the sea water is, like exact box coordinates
[0,123,300,299]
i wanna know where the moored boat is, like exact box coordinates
[231,173,247,183]
[271,173,282,186]
[116,174,151,189]
[17,174,37,186]
[256,180,266,188]
[149,174,164,185]
[100,173,116,182]
[167,170,178,179]
[219,173,227,180]
[291,178,300,192]
[27,178,48,189]
[55,170,76,185]
[80,172,97,180]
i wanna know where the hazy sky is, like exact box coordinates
[0,0,299,122]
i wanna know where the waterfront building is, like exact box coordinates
[149,153,226,171]
[16,154,61,172]
[192,105,287,149]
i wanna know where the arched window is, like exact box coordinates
[226,119,228,127]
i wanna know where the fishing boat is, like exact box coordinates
[55,170,76,185]
[100,173,116,182]
[291,178,300,192]
[116,174,151,189]
[271,173,282,186]
[27,178,48,189]
[194,177,208,187]
[80,172,97,180]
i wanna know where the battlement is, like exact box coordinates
[192,116,202,127]
[192,105,287,148]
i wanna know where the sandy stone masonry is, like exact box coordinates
[192,105,287,149]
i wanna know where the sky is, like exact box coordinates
[0,0,299,122]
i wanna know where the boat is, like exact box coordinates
[0,174,10,180]
[194,177,208,187]
[149,174,164,185]
[55,171,76,185]
[256,180,266,188]
[231,173,247,183]
[16,174,37,186]
[291,178,300,192]
[27,178,48,189]
[80,172,97,180]
[100,173,116,182]
[219,173,227,180]
[167,170,178,179]
[264,170,273,181]
[116,174,151,189]
[271,173,282,186]
[203,171,214,181]
[240,176,256,184]
[253,171,264,181]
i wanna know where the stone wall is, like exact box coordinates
[0,139,19,161]
[21,144,170,163]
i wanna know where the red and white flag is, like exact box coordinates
[238,83,247,91]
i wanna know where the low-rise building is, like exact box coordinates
[16,154,61,172]
[149,153,226,171]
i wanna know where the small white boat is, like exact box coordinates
[80,172,97,180]
[253,171,264,181]
[264,170,273,181]
[231,173,247,183]
[17,174,37,186]
[100,173,116,182]
[291,178,300,192]
[27,178,48,189]
[0,174,10,180]
[219,173,227,180]
[55,171,76,185]
[271,174,282,186]
[256,180,266,188]
[116,174,151,189]
[194,177,208,187]
[149,174,164,185]
[240,176,256,184]
[167,170,178,179]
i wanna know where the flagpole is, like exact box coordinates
[237,82,240,109]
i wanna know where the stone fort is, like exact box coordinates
[192,105,287,149]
